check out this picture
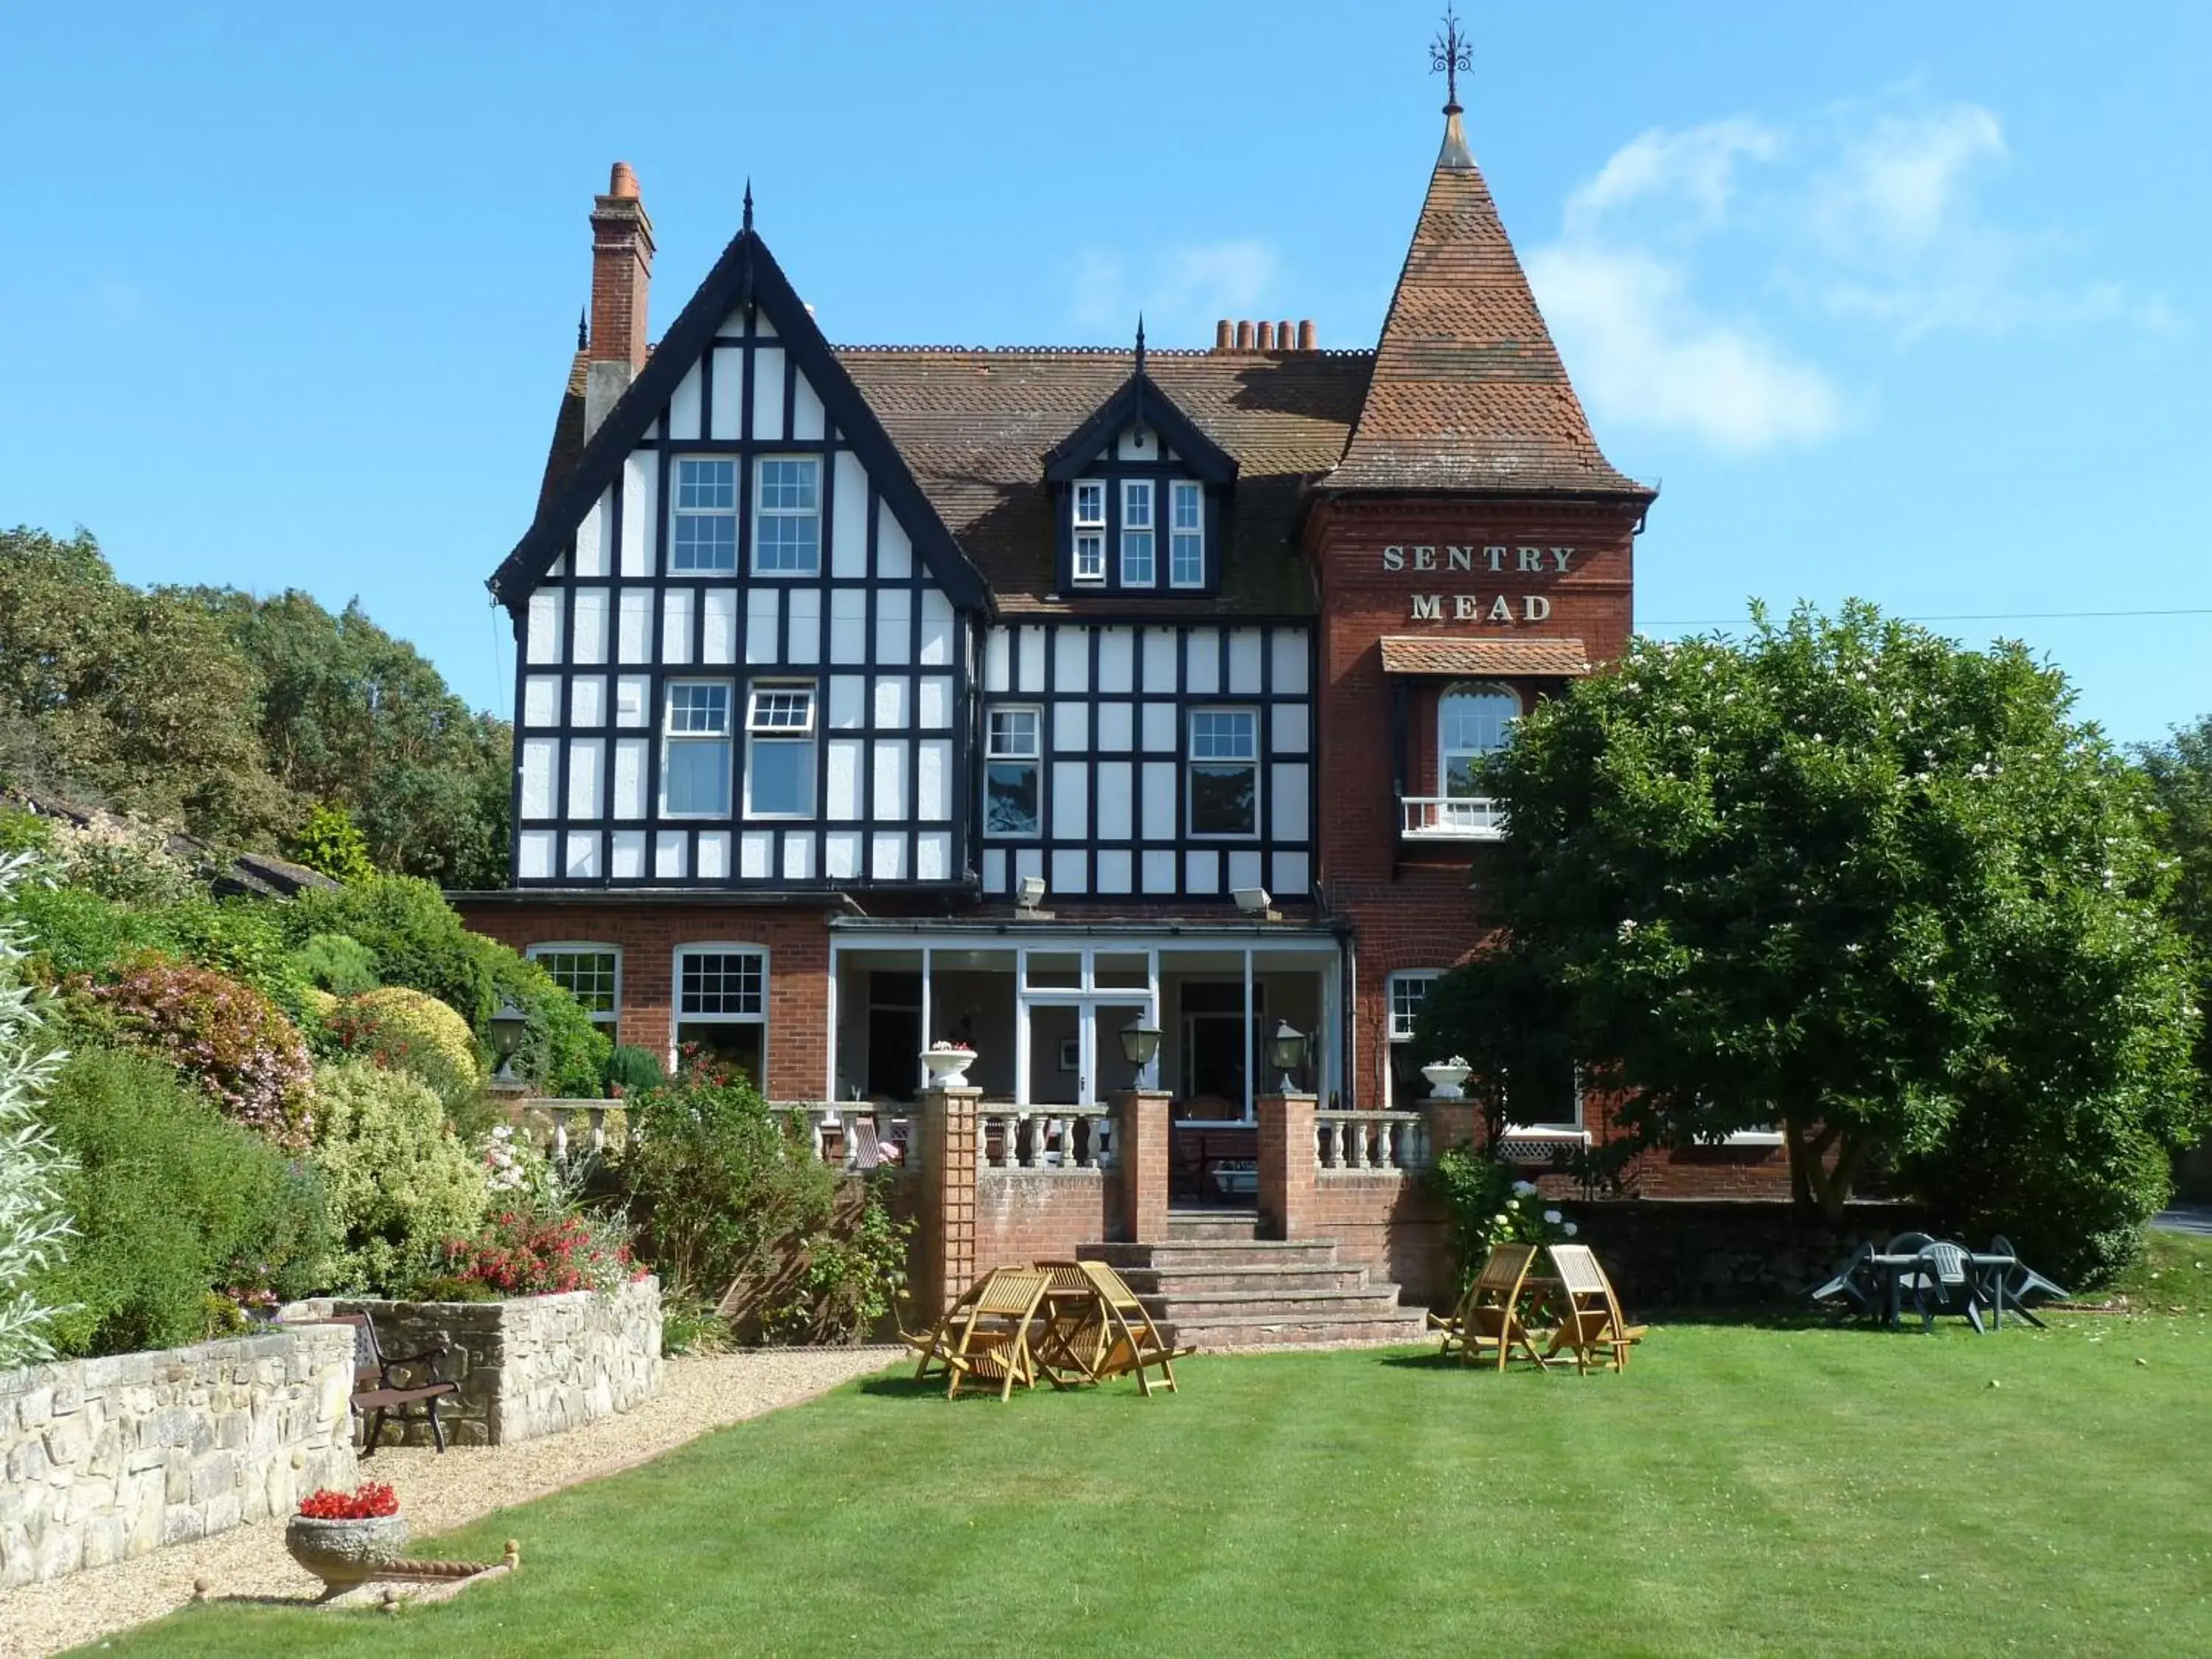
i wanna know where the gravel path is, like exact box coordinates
[0,1346,900,1659]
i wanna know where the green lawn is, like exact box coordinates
[97,1309,2212,1659]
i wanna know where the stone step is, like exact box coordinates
[1113,1262,1373,1296]
[1158,1311,1433,1350]
[1138,1286,1413,1324]
[1165,1210,1260,1241]
[1082,1239,1344,1271]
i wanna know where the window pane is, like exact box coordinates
[1171,532,1203,585]
[1074,481,1105,526]
[987,709,1039,757]
[1172,481,1201,529]
[533,949,619,1015]
[1189,762,1257,835]
[669,684,731,734]
[665,740,731,814]
[677,459,736,509]
[1026,953,1081,989]
[672,513,737,571]
[985,759,1040,835]
[1075,532,1105,580]
[1122,480,1152,528]
[754,457,821,574]
[679,950,764,1015]
[749,688,814,731]
[747,739,814,815]
[1121,529,1154,585]
[1389,974,1435,1039]
[757,458,818,509]
[756,511,820,573]
[1190,710,1256,759]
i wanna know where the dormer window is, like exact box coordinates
[1119,480,1155,585]
[1169,481,1204,588]
[1073,481,1107,582]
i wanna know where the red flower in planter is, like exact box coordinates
[299,1481,400,1520]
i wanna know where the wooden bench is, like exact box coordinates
[327,1312,463,1454]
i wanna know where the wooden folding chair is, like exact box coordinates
[1543,1244,1648,1374]
[902,1268,1053,1400]
[1029,1261,1112,1387]
[1074,1259,1194,1397]
[1438,1242,1548,1371]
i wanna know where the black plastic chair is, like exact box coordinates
[1808,1242,1877,1321]
[1911,1241,1986,1335]
[1989,1235,2069,1329]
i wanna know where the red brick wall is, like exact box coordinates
[1308,1172,1455,1307]
[970,1172,1121,1280]
[454,901,835,1101]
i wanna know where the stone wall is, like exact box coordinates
[320,1278,661,1447]
[1552,1199,1933,1308]
[0,1323,356,1588]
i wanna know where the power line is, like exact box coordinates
[1642,605,2212,628]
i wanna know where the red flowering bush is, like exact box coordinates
[439,1207,642,1298]
[298,1481,399,1520]
[72,955,314,1146]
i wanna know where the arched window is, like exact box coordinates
[1438,683,1519,797]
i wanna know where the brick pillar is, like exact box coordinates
[1256,1092,1318,1241]
[1113,1089,1172,1243]
[914,1086,980,1318]
[1426,1097,1479,1158]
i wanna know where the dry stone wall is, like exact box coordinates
[324,1278,661,1447]
[0,1323,356,1588]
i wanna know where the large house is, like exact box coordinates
[453,88,1789,1244]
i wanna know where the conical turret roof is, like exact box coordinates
[1329,111,1649,498]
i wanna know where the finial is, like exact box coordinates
[1429,5,1471,115]
[742,178,754,232]
[1134,314,1146,377]
[577,306,588,352]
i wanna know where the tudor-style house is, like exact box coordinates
[456,94,1790,1211]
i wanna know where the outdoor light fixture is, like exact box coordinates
[488,997,529,1081]
[1120,1020,1161,1088]
[1015,874,1054,919]
[1231,886,1276,919]
[1268,1020,1309,1095]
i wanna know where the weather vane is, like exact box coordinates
[1429,5,1471,114]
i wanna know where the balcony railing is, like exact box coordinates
[1399,795,1506,841]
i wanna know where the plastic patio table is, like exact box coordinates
[1868,1251,2016,1332]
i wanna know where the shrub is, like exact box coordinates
[291,802,375,885]
[437,1205,639,1298]
[71,956,315,1146]
[290,932,379,997]
[35,1047,331,1358]
[4,880,311,1019]
[309,1059,487,1295]
[0,849,74,1368]
[282,875,608,1094]
[605,1043,665,1095]
[1427,1147,1579,1294]
[322,986,490,1135]
[33,813,201,908]
[624,1062,833,1301]
[759,1181,913,1345]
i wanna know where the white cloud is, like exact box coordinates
[1067,237,1282,341]
[1565,116,1781,233]
[1814,104,2007,254]
[1527,245,1844,453]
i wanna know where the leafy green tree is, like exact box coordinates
[2139,714,2212,1083]
[291,801,376,884]
[0,528,292,845]
[186,588,512,888]
[1418,602,2201,1277]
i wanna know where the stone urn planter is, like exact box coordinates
[285,1512,410,1593]
[921,1045,975,1088]
[1421,1060,1472,1100]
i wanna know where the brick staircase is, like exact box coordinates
[1080,1210,1430,1350]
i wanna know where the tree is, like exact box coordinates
[0,528,292,845]
[291,801,376,885]
[1417,602,2202,1269]
[2138,714,2212,1084]
[185,588,512,888]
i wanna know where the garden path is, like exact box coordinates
[0,1346,900,1659]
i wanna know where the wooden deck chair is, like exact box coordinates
[1074,1259,1194,1397]
[1441,1242,1549,1371]
[904,1267,1052,1401]
[1029,1260,1111,1387]
[1543,1245,1649,1374]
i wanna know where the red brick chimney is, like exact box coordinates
[585,161,655,437]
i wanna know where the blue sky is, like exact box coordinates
[5,2,2206,742]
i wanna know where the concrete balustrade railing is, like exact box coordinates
[1314,1110,1428,1172]
[978,1105,1115,1172]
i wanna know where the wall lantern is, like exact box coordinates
[489,998,529,1079]
[1268,1020,1309,1095]
[1120,1021,1161,1088]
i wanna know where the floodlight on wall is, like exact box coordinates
[1268,1020,1310,1096]
[1015,874,1054,919]
[1231,886,1279,920]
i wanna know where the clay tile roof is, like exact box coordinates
[832,347,1374,617]
[1329,116,1650,500]
[1377,635,1593,677]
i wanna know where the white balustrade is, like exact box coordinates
[534,1099,617,1161]
[977,1106,1114,1173]
[1313,1110,1428,1172]
[1399,795,1507,841]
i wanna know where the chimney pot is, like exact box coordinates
[608,161,639,199]
[1214,319,1234,351]
[1277,320,1294,351]
[1256,321,1276,352]
[1297,319,1317,351]
[1235,320,1255,351]
[586,163,657,436]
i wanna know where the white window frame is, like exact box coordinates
[672,943,769,1077]
[1186,706,1261,839]
[751,455,822,577]
[670,457,739,574]
[984,705,1044,840]
[1439,681,1520,799]
[742,680,818,820]
[1386,970,1441,1043]
[1072,480,1107,584]
[661,679,734,818]
[1120,479,1155,587]
[1169,479,1205,588]
[526,944,622,1037]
